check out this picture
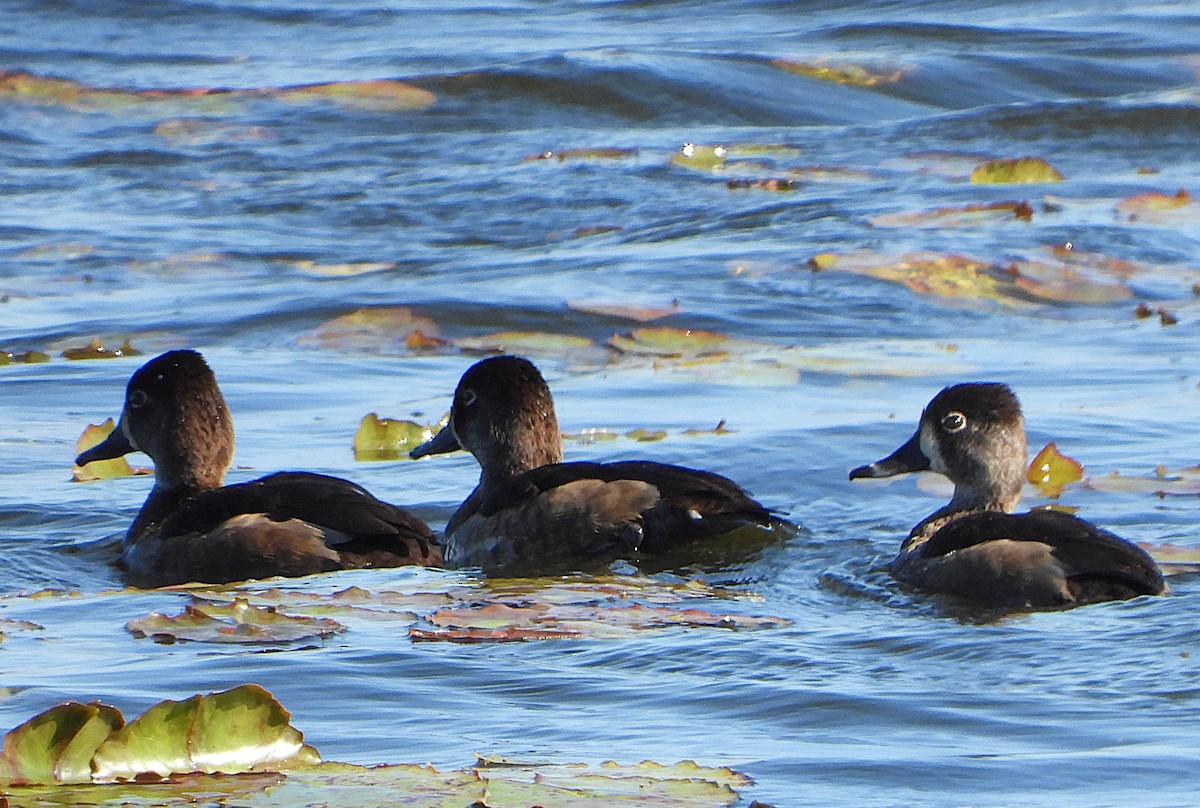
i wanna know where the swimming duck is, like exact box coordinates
[849,382,1165,608]
[75,350,440,586]
[409,355,780,574]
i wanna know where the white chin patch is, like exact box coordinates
[919,423,949,475]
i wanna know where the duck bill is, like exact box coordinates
[409,423,462,460]
[75,417,135,466]
[849,430,931,480]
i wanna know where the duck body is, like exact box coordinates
[77,350,439,587]
[851,382,1165,609]
[412,355,779,575]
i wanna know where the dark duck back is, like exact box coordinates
[76,350,440,586]
[850,382,1165,609]
[410,355,781,575]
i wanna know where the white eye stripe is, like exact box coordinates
[460,388,478,406]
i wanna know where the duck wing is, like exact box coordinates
[478,460,771,521]
[922,509,1164,595]
[159,471,434,544]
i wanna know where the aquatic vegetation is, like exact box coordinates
[61,339,140,361]
[353,413,441,461]
[869,200,1035,228]
[1027,442,1085,498]
[970,156,1064,184]
[126,599,345,644]
[771,58,905,87]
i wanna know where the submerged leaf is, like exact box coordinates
[353,413,440,461]
[771,58,904,87]
[272,79,435,111]
[524,147,638,162]
[1027,442,1084,497]
[73,419,136,482]
[567,299,681,322]
[126,599,345,644]
[970,157,1064,184]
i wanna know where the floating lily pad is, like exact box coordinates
[353,413,442,461]
[285,259,395,278]
[90,685,316,783]
[670,143,728,171]
[61,339,140,361]
[1115,188,1197,224]
[1027,442,1084,498]
[771,58,904,87]
[126,599,345,644]
[73,420,136,482]
[1009,261,1133,304]
[970,157,1064,184]
[1137,543,1200,573]
[297,306,440,353]
[726,177,797,191]
[455,331,597,356]
[869,200,1034,228]
[567,299,681,322]
[0,701,124,786]
[608,327,731,358]
[524,147,638,162]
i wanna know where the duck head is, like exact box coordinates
[850,382,1027,512]
[411,355,563,482]
[75,350,234,491]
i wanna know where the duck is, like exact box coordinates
[409,354,782,574]
[849,382,1166,608]
[75,350,441,586]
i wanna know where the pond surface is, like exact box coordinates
[1,1,1199,805]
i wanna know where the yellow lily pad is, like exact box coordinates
[273,79,435,111]
[771,58,904,87]
[670,143,728,171]
[455,331,596,355]
[285,259,396,277]
[1026,442,1084,497]
[608,327,730,358]
[72,420,135,482]
[297,306,439,352]
[970,157,1064,184]
[353,413,440,461]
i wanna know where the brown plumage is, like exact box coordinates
[76,350,440,587]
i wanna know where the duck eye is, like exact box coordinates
[941,411,967,432]
[128,390,148,409]
[460,388,478,407]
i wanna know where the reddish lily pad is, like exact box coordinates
[126,599,345,645]
[970,157,1064,184]
[153,119,275,146]
[1116,188,1193,216]
[869,200,1034,228]
[1026,442,1084,498]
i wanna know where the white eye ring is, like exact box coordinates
[941,411,967,432]
[460,388,478,407]
[128,390,148,409]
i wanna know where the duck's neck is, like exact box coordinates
[127,460,225,543]
[476,433,563,492]
[903,478,1022,551]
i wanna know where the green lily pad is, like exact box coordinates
[608,327,731,358]
[670,143,728,171]
[90,685,316,782]
[970,156,1064,184]
[0,701,124,785]
[126,598,345,644]
[524,147,638,162]
[353,413,440,461]
[455,331,597,355]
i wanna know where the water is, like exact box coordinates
[1,1,1199,804]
